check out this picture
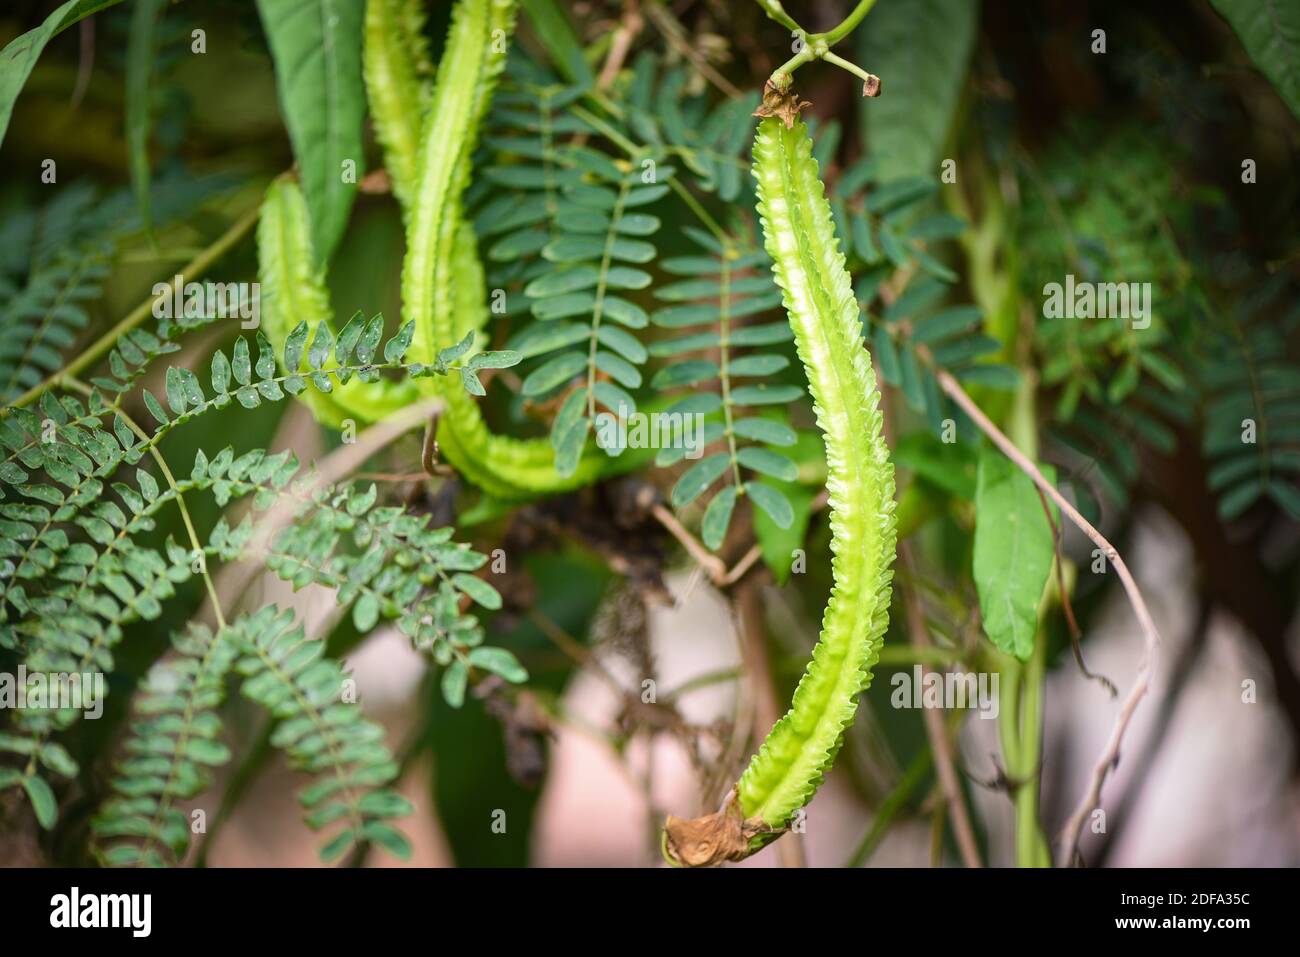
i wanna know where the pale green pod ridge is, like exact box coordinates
[257,176,417,427]
[737,118,898,829]
[401,0,513,370]
[399,0,612,499]
[362,0,432,211]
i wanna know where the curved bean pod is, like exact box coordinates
[664,115,897,866]
[739,116,897,827]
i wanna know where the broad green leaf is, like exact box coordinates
[255,0,366,264]
[1212,0,1300,120]
[857,0,976,182]
[972,446,1056,661]
[0,0,122,151]
[517,0,594,86]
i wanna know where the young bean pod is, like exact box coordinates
[392,0,615,499]
[664,114,897,866]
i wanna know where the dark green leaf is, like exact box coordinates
[972,447,1056,661]
[255,0,366,262]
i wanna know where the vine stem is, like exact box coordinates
[820,0,879,44]
[7,203,262,412]
[752,0,802,33]
[759,0,879,90]
[932,366,1160,868]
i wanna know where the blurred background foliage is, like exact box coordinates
[1,0,1298,866]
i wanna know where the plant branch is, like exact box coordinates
[8,203,262,411]
[760,0,879,90]
[750,0,802,33]
[64,377,227,630]
[932,367,1161,868]
[645,1,742,99]
[821,0,879,44]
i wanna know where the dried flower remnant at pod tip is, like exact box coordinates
[753,79,813,129]
[663,792,781,867]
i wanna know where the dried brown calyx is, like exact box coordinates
[662,791,783,867]
[752,79,812,129]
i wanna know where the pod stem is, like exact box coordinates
[760,0,880,94]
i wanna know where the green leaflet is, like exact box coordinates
[255,0,367,265]
[231,605,412,863]
[0,0,122,151]
[972,446,1057,661]
[736,118,897,831]
[93,621,238,866]
[257,176,418,426]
